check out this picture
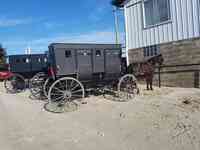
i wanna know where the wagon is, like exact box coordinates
[35,43,139,112]
[4,54,48,93]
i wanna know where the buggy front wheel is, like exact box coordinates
[48,77,85,105]
[118,74,139,101]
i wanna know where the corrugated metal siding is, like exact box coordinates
[125,0,200,50]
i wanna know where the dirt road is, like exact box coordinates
[0,84,200,150]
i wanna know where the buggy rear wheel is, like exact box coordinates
[118,74,139,101]
[4,74,26,93]
[29,72,47,100]
[47,77,85,112]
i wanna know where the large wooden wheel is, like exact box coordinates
[46,77,85,113]
[29,72,47,100]
[117,74,139,101]
[4,74,26,93]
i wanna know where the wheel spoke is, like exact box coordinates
[71,94,83,98]
[70,80,74,88]
[56,81,64,90]
[51,95,65,101]
[72,89,83,94]
[66,80,68,90]
[50,92,64,96]
[71,83,80,91]
[52,87,64,93]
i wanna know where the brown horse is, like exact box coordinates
[128,54,164,90]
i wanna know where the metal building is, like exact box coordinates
[123,0,200,63]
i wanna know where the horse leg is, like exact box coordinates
[150,76,153,91]
[146,78,150,90]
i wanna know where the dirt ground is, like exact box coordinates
[0,82,200,150]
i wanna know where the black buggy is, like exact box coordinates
[32,43,139,112]
[4,54,48,93]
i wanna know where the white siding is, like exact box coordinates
[124,0,200,50]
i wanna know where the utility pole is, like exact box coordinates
[113,6,120,45]
[25,46,31,55]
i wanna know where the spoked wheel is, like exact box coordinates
[117,74,139,101]
[29,72,47,100]
[46,77,85,113]
[43,78,54,98]
[4,74,26,93]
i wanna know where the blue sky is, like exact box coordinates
[0,0,125,55]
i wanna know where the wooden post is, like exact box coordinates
[194,71,199,88]
[158,66,161,88]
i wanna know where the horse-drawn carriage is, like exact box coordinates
[4,54,48,93]
[27,43,138,112]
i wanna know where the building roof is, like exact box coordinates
[111,0,126,7]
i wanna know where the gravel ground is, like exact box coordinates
[0,83,200,150]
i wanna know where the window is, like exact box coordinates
[143,0,171,27]
[65,50,71,58]
[26,58,30,63]
[78,50,91,56]
[95,50,102,56]
[44,58,47,63]
[143,45,160,57]
[16,59,20,63]
[23,58,29,63]
[38,58,41,63]
[23,58,26,63]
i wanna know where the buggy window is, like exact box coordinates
[44,58,47,63]
[23,58,26,63]
[96,50,101,56]
[23,58,29,63]
[78,50,91,56]
[16,59,20,63]
[65,50,71,58]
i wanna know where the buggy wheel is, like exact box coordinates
[48,77,85,103]
[118,74,139,101]
[43,78,54,98]
[47,77,85,113]
[29,72,47,100]
[4,74,26,93]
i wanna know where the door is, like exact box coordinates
[105,50,121,74]
[77,49,92,79]
[93,49,105,73]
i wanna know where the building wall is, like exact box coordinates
[124,0,200,52]
[129,37,200,88]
